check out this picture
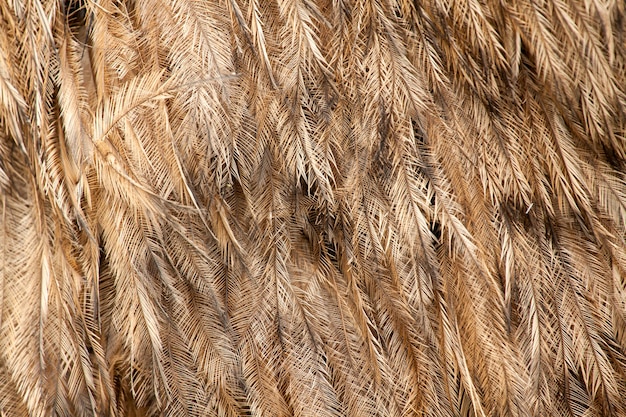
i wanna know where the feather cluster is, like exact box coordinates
[1,0,626,416]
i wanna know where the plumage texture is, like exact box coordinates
[1,0,626,416]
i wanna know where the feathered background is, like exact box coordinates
[1,0,626,416]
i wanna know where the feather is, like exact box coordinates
[2,0,626,416]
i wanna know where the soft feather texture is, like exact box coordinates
[1,0,626,416]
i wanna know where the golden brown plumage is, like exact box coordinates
[1,0,626,416]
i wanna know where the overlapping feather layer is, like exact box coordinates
[1,0,626,416]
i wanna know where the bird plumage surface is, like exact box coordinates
[1,0,626,416]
